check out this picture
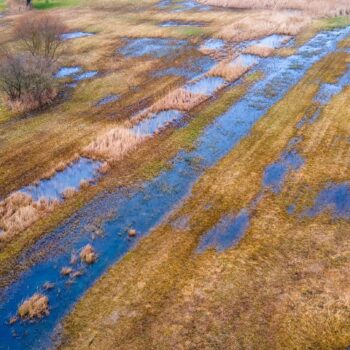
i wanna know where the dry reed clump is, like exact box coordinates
[62,187,77,200]
[243,45,275,57]
[83,127,144,162]
[209,59,250,81]
[151,88,208,112]
[80,244,97,264]
[198,0,350,17]
[218,12,310,41]
[0,192,57,241]
[18,293,49,319]
[61,267,73,276]
[98,162,110,175]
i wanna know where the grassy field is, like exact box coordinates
[61,49,350,350]
[1,0,350,348]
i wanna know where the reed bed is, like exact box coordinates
[208,59,250,81]
[83,127,144,162]
[151,88,208,112]
[243,45,275,57]
[218,12,310,41]
[0,192,57,241]
[18,293,49,319]
[198,0,350,17]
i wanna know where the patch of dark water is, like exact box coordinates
[96,94,120,106]
[118,37,187,58]
[152,56,215,79]
[60,32,94,41]
[184,76,226,95]
[21,158,102,202]
[2,26,350,350]
[131,110,184,136]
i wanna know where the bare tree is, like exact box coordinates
[14,13,67,62]
[0,53,57,112]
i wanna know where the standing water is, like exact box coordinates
[1,27,350,350]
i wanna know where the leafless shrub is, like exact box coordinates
[14,13,67,61]
[18,293,49,319]
[0,53,57,112]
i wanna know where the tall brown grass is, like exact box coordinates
[243,45,275,57]
[83,127,144,162]
[218,11,310,41]
[198,0,350,17]
[209,59,250,81]
[0,192,57,240]
[18,293,49,319]
[151,88,208,112]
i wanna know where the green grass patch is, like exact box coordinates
[33,0,80,10]
[0,0,6,11]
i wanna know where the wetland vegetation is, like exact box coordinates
[1,0,350,349]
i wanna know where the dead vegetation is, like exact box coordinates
[18,293,49,319]
[83,127,144,162]
[80,244,97,264]
[198,0,350,17]
[208,59,250,81]
[151,88,208,112]
[0,192,57,241]
[218,11,310,41]
[0,13,66,113]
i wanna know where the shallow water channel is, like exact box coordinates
[1,26,350,350]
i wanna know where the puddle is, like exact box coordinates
[96,95,120,106]
[197,210,250,252]
[263,150,304,193]
[152,56,215,79]
[21,158,102,202]
[61,32,94,41]
[305,182,350,219]
[55,67,82,79]
[201,38,225,51]
[230,54,260,69]
[118,37,187,58]
[2,26,350,350]
[252,34,291,49]
[184,76,226,95]
[75,71,98,81]
[131,110,184,136]
[160,20,203,27]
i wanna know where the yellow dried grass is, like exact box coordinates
[18,293,49,319]
[83,127,144,162]
[0,192,57,240]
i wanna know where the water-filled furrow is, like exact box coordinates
[1,26,349,350]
